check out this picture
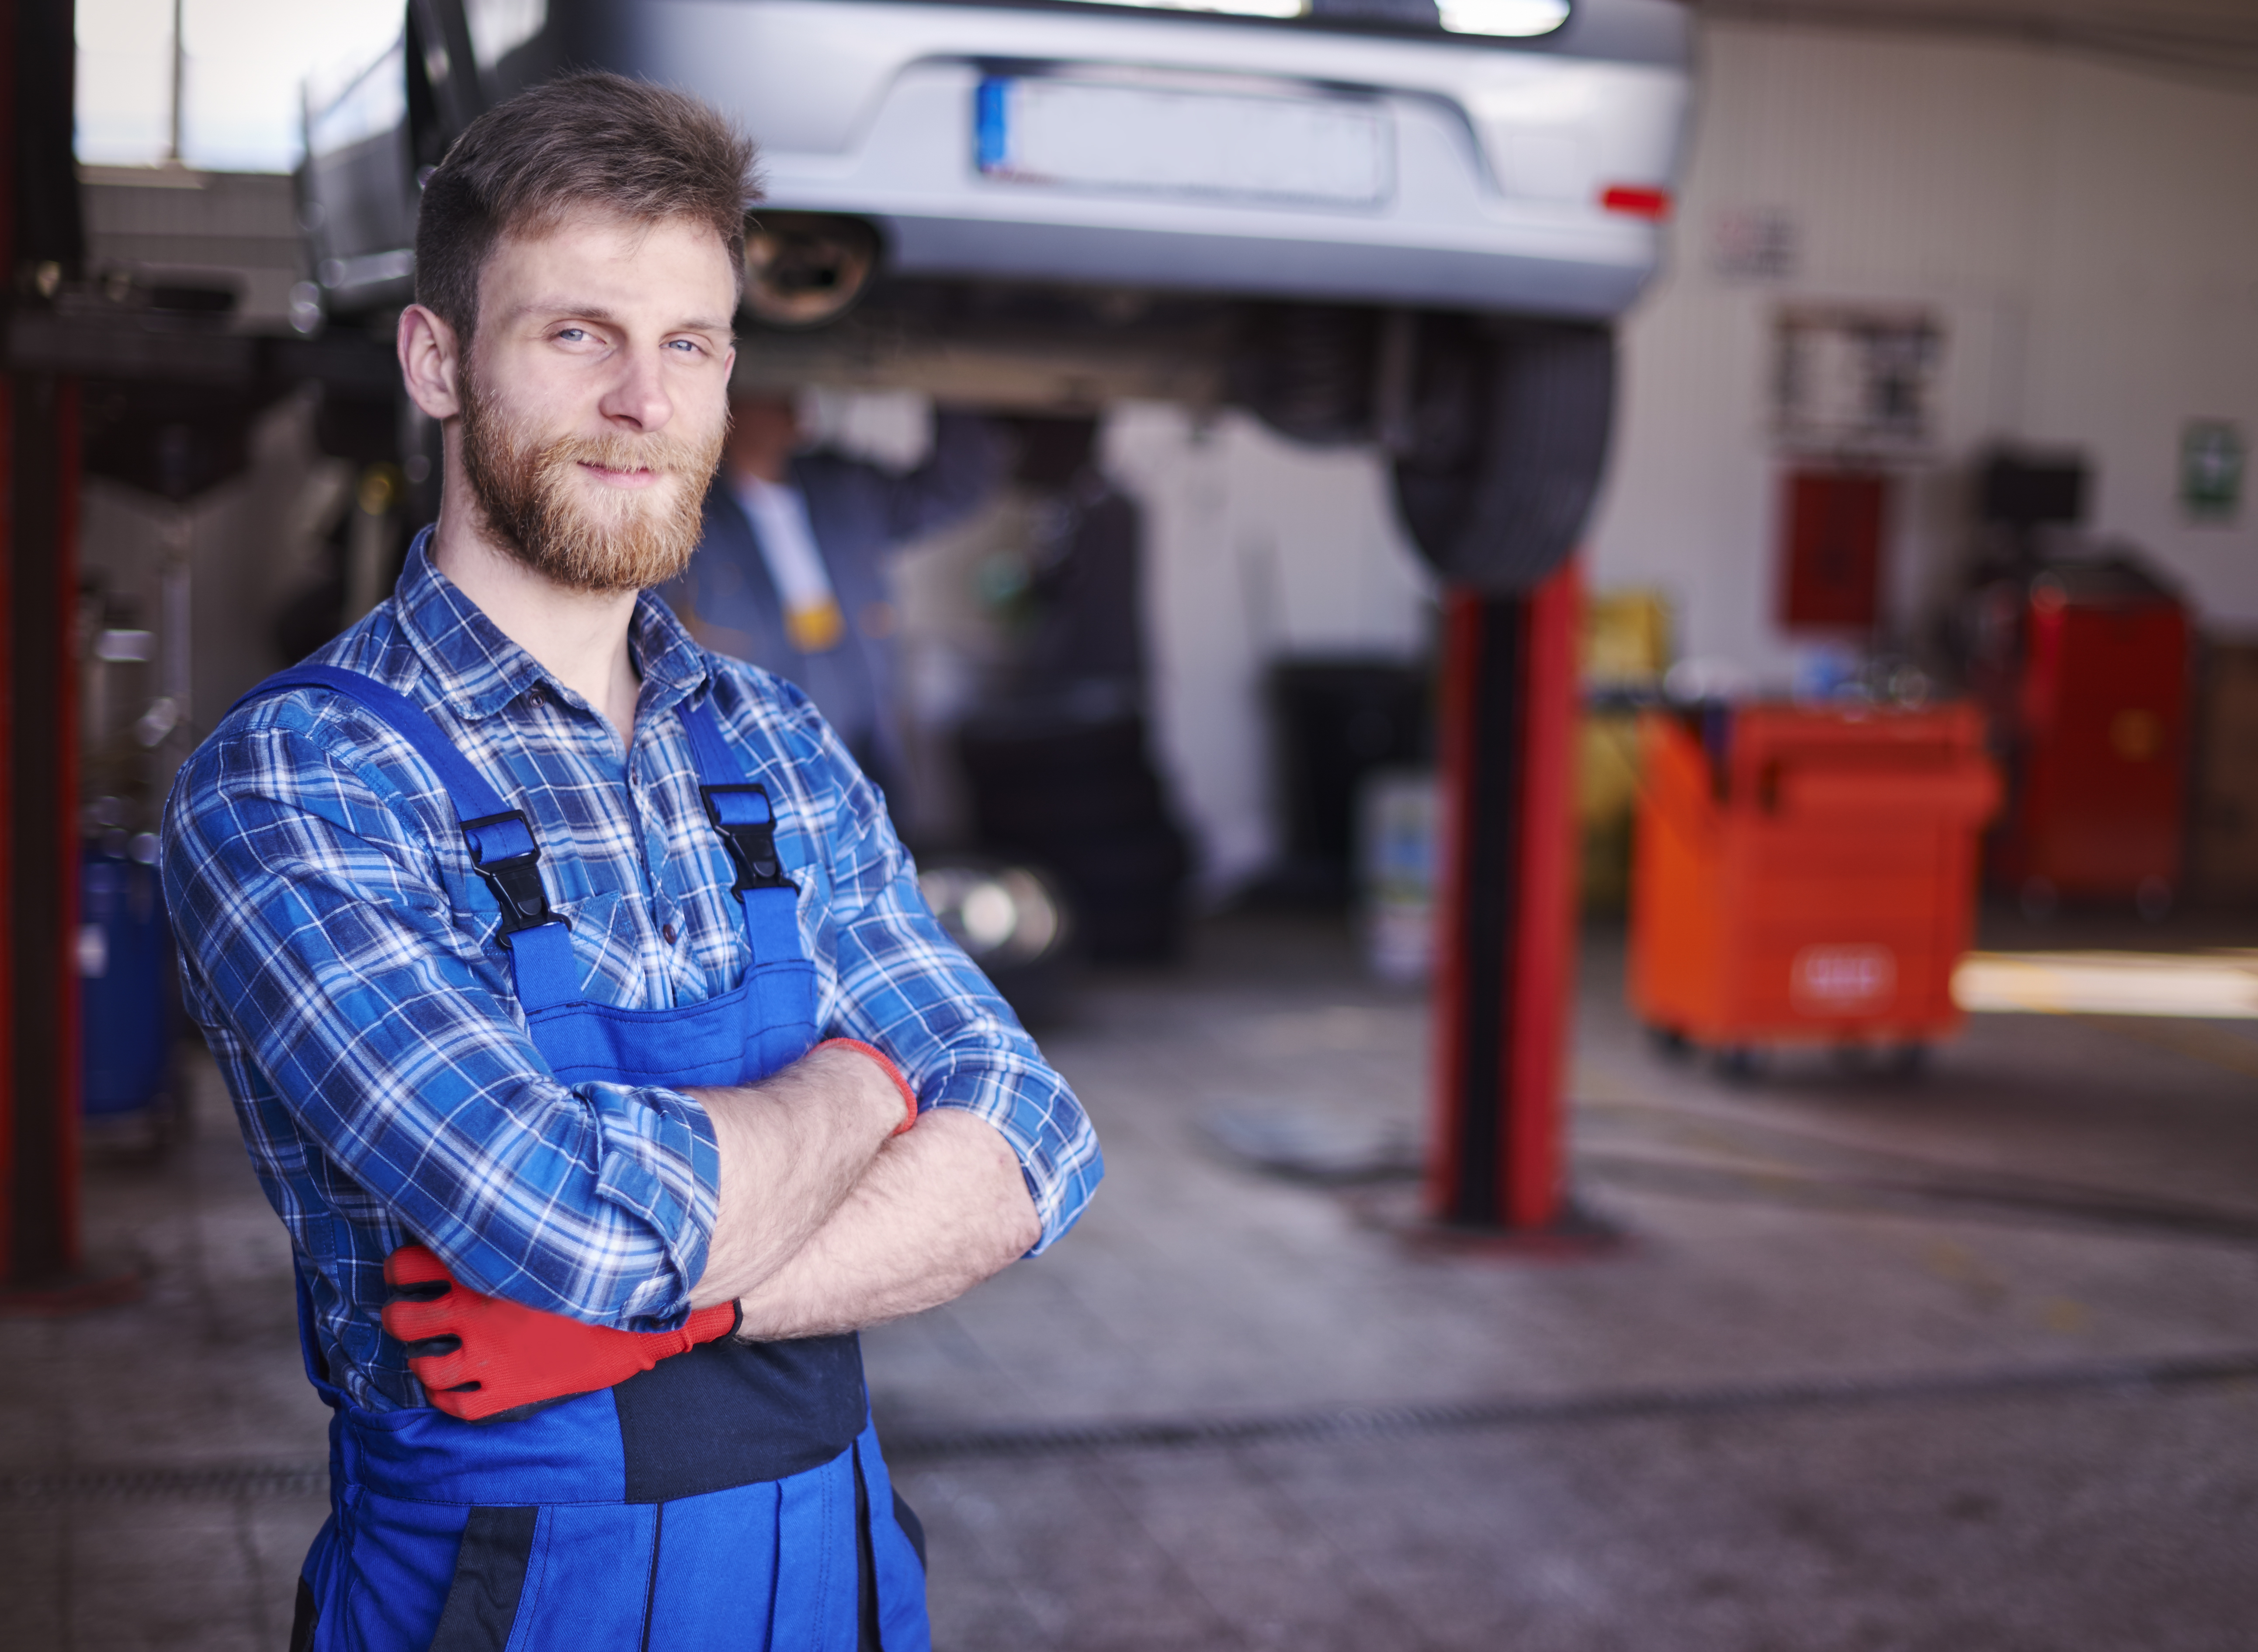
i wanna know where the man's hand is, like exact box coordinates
[382,1245,738,1421]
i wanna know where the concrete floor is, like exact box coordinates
[5,913,2257,1650]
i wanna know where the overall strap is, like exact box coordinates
[676,695,800,973]
[232,665,579,1014]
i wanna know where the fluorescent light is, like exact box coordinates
[1953,952,2258,1019]
[1049,0,1572,31]
[1055,0,1309,17]
[1439,0,1571,38]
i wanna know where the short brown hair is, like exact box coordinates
[414,72,758,342]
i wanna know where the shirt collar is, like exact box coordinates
[393,526,715,723]
[629,581,712,720]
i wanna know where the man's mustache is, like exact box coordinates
[544,431,713,478]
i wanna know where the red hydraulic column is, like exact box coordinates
[1426,561,1583,1235]
[2,0,92,1294]
[1,375,84,1288]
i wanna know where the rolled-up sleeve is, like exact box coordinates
[787,707,1104,1253]
[165,720,719,1330]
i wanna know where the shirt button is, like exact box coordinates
[662,923,677,943]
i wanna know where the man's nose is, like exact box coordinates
[598,349,674,433]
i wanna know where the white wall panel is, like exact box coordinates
[1589,19,2258,678]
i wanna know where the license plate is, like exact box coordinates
[975,76,1390,208]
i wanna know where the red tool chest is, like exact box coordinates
[1987,565,2190,908]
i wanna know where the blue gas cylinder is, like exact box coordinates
[80,839,174,1116]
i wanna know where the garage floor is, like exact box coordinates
[4,913,2256,1651]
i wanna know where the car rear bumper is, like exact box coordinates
[860,210,1647,317]
[615,0,1687,318]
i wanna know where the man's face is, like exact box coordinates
[457,211,737,592]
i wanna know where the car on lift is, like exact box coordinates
[300,0,1690,589]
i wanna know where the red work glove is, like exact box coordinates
[382,1245,739,1423]
[816,1037,919,1134]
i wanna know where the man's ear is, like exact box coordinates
[399,304,464,422]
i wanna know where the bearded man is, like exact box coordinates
[162,74,1100,1652]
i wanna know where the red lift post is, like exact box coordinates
[1426,563,1584,1238]
[3,0,91,1299]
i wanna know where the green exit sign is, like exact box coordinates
[2182,420,2244,523]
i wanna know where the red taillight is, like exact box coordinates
[1601,185,1671,220]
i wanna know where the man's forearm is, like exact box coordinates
[683,1043,903,1307]
[730,1108,1041,1341]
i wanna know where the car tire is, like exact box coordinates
[1390,316,1616,593]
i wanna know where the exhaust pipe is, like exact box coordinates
[742,213,880,329]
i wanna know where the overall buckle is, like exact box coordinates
[701,784,796,897]
[460,810,557,936]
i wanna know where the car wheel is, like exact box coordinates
[1389,316,1615,593]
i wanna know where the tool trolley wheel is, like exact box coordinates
[1832,1041,1931,1081]
[1711,1045,1763,1083]
[1644,1025,1693,1061]
[1887,1042,1931,1078]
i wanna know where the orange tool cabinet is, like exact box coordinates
[1629,703,2000,1063]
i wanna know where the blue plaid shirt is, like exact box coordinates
[163,533,1101,1411]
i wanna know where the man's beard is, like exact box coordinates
[458,373,722,594]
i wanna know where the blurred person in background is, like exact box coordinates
[1007,413,1146,715]
[163,73,1098,1652]
[660,392,1006,792]
[953,415,1191,960]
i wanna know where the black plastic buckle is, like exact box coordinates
[701,785,796,897]
[461,810,556,936]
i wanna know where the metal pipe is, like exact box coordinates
[167,0,186,163]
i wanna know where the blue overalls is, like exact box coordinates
[242,666,930,1652]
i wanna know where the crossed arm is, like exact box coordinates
[382,1046,1043,1417]
[685,1041,1042,1339]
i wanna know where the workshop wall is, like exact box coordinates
[1588,19,2258,678]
